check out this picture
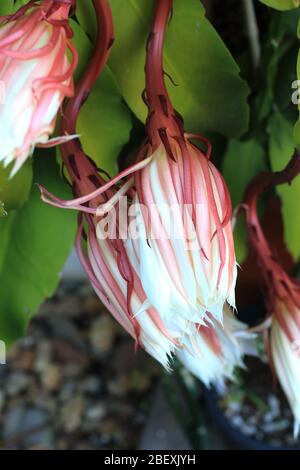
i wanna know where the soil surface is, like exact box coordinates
[0,282,160,450]
[218,357,299,448]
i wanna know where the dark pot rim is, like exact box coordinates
[201,386,300,451]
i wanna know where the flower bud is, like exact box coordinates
[126,140,237,326]
[0,0,77,175]
[270,310,300,438]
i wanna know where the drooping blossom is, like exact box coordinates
[123,0,237,326]
[40,0,243,381]
[178,305,257,391]
[245,152,300,437]
[0,0,77,175]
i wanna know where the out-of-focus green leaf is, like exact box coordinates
[223,139,267,263]
[0,153,76,346]
[75,1,97,41]
[0,161,33,212]
[259,0,299,10]
[90,0,250,138]
[77,67,132,176]
[68,15,132,175]
[0,0,13,15]
[223,139,267,207]
[294,19,300,148]
[255,10,297,123]
[70,19,92,82]
[269,111,300,259]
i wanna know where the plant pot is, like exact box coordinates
[201,386,300,450]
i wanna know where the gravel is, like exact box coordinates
[0,281,159,450]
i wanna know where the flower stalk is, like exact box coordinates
[244,150,300,437]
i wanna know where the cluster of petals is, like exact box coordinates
[0,0,77,176]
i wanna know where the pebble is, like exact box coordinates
[263,419,290,434]
[33,393,57,414]
[89,315,117,355]
[81,376,102,395]
[49,296,81,319]
[59,381,78,402]
[267,394,280,414]
[41,365,63,392]
[34,341,52,373]
[85,403,106,421]
[61,396,85,433]
[231,415,244,428]
[62,363,82,379]
[53,339,89,366]
[0,281,155,450]
[5,372,30,396]
[3,406,53,448]
[227,401,242,414]
[11,349,35,372]
[82,296,102,317]
[240,423,256,436]
[108,374,131,396]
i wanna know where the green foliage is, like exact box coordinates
[77,68,132,176]
[67,19,133,176]
[259,0,300,10]
[0,0,13,15]
[294,19,300,149]
[269,111,300,259]
[222,139,267,263]
[254,9,297,124]
[0,161,32,212]
[0,154,76,345]
[106,0,249,137]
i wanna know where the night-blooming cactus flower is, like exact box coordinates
[245,152,300,438]
[271,314,300,438]
[40,0,241,385]
[124,0,237,326]
[126,139,237,327]
[0,0,77,175]
[178,305,257,391]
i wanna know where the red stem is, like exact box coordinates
[244,151,300,310]
[145,0,180,145]
[245,151,300,255]
[60,0,114,197]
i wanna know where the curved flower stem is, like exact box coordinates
[245,151,300,254]
[145,0,180,144]
[145,0,173,109]
[244,151,300,312]
[60,0,114,199]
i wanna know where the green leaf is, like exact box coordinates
[70,19,92,82]
[294,20,300,148]
[0,153,76,346]
[77,67,132,176]
[75,1,97,41]
[0,0,13,15]
[222,139,267,262]
[269,111,300,259]
[103,0,250,138]
[259,0,300,10]
[0,161,33,212]
[255,11,297,123]
[223,139,267,207]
